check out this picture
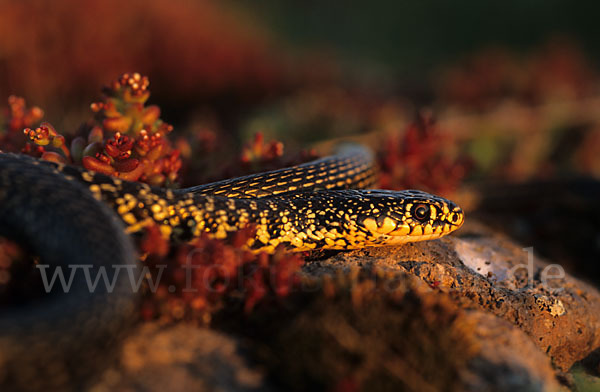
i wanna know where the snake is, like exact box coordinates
[0,145,463,390]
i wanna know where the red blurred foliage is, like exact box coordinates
[437,49,520,109]
[0,239,23,288]
[240,132,284,167]
[0,96,44,152]
[139,224,305,323]
[576,127,600,175]
[0,237,46,305]
[528,41,595,101]
[190,131,318,186]
[231,132,318,180]
[333,377,359,392]
[0,0,284,113]
[438,40,596,109]
[378,112,472,194]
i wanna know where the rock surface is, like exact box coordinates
[236,269,562,392]
[90,323,268,392]
[93,269,564,392]
[90,219,600,391]
[305,219,600,372]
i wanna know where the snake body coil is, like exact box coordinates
[0,146,463,390]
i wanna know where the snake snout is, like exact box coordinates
[446,205,465,229]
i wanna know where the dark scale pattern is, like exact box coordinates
[0,146,463,390]
[180,145,378,198]
[0,153,139,391]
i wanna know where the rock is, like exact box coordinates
[305,219,600,371]
[88,218,600,390]
[463,311,562,391]
[231,268,561,392]
[90,323,268,392]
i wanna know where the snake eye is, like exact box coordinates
[412,204,430,222]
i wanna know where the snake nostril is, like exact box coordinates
[450,210,465,225]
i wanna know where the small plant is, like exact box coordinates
[138,224,305,322]
[0,95,44,153]
[82,73,181,185]
[2,73,183,186]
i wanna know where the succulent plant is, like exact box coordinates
[81,73,182,185]
[138,224,305,322]
[0,95,44,153]
[2,73,183,186]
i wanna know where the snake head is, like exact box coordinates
[357,190,464,244]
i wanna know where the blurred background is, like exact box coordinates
[1,0,599,284]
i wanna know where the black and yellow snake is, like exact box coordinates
[0,145,463,390]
